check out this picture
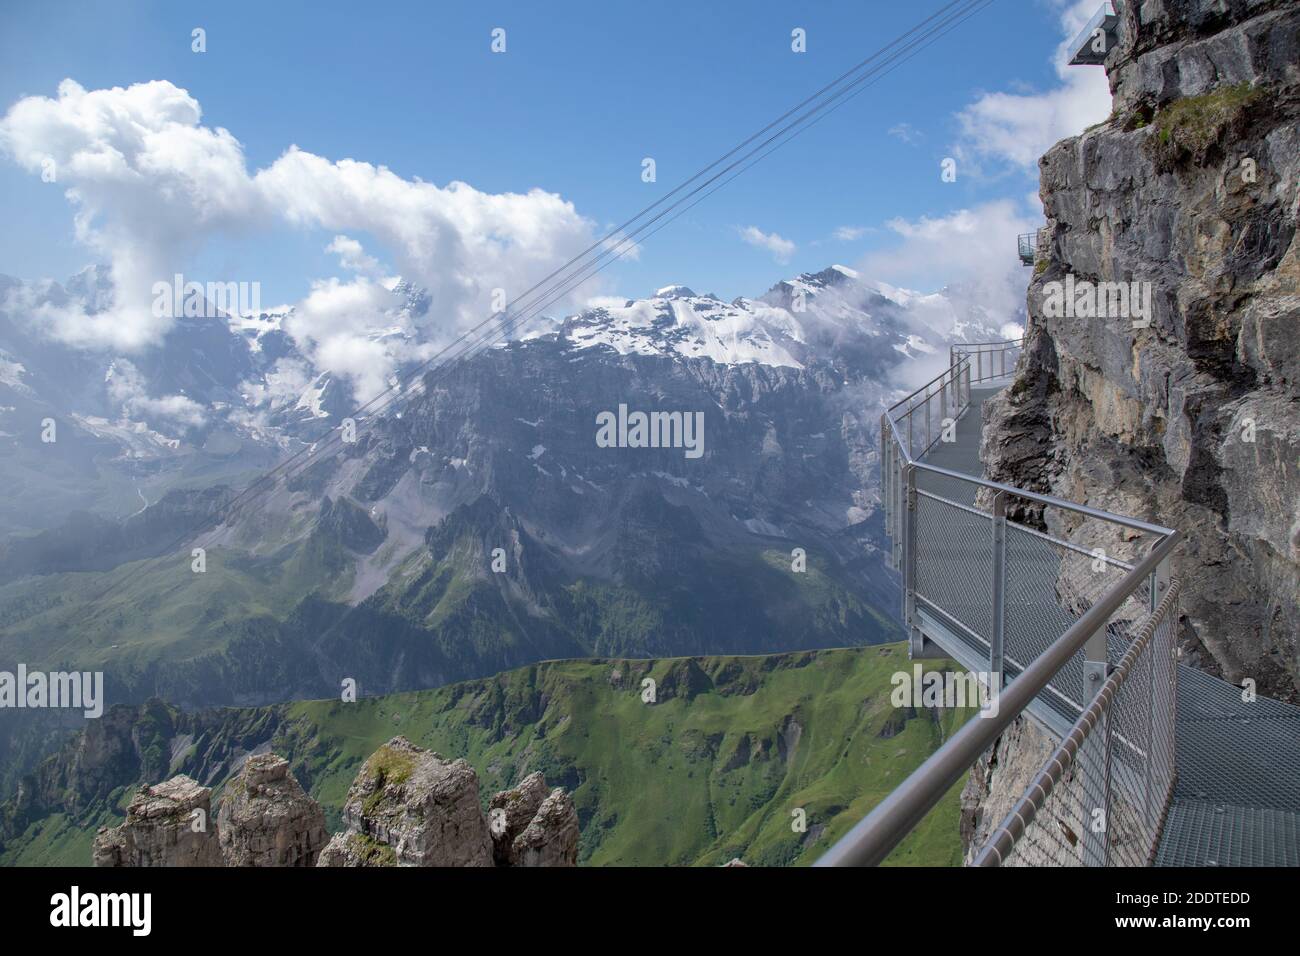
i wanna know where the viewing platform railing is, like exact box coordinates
[819,338,1180,867]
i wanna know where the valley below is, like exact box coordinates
[0,645,970,867]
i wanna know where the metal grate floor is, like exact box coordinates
[1156,801,1300,867]
[914,386,1002,507]
[1161,665,1300,866]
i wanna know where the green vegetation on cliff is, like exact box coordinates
[1150,82,1263,164]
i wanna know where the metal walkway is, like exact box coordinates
[930,382,1300,866]
[819,341,1300,868]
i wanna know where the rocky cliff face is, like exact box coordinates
[318,736,495,867]
[958,713,1059,865]
[982,0,1299,701]
[964,0,1298,863]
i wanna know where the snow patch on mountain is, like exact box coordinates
[71,414,184,455]
[295,374,333,419]
[227,310,288,353]
[894,335,937,357]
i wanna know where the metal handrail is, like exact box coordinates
[814,530,1181,867]
[951,337,1022,357]
[952,338,1021,384]
[904,460,1174,536]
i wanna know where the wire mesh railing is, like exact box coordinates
[973,578,1181,866]
[883,356,973,463]
[819,338,1181,867]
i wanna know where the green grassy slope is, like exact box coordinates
[0,525,355,667]
[1,643,973,867]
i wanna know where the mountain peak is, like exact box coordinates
[654,284,697,300]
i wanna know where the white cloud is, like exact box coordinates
[0,79,603,396]
[325,235,381,276]
[887,122,921,145]
[738,225,796,264]
[832,225,870,242]
[0,80,261,350]
[283,276,412,403]
[105,358,208,428]
[857,199,1036,321]
[952,0,1112,171]
[241,356,314,410]
[255,147,597,328]
[584,294,631,311]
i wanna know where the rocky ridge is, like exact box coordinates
[92,737,577,868]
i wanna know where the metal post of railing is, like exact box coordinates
[892,438,901,569]
[883,413,894,546]
[897,441,905,568]
[902,464,921,657]
[924,385,931,453]
[940,369,948,428]
[907,404,914,459]
[990,492,1007,683]
[1001,345,1007,378]
[889,439,899,567]
[1081,621,1112,866]
[1145,554,1171,830]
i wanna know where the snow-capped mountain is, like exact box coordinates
[542,263,1013,381]
[0,262,1020,535]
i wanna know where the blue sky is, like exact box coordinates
[0,0,1109,323]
